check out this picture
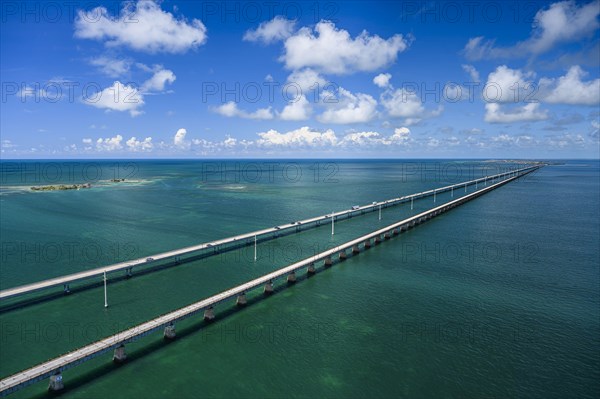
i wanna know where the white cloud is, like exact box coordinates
[173,128,189,149]
[282,21,409,74]
[141,68,176,92]
[339,131,385,146]
[540,65,600,105]
[484,103,548,123]
[280,95,312,121]
[213,102,274,120]
[82,138,92,144]
[286,68,326,93]
[96,134,123,151]
[391,127,411,141]
[74,0,207,54]
[462,64,480,82]
[126,136,153,151]
[373,73,392,88]
[83,81,145,117]
[484,65,535,103]
[381,88,425,118]
[256,126,338,147]
[89,56,131,77]
[318,87,377,124]
[243,16,296,44]
[464,1,600,60]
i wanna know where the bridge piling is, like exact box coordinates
[264,281,274,294]
[48,372,63,392]
[113,344,127,363]
[307,263,316,274]
[163,323,176,340]
[236,293,247,306]
[203,307,215,321]
[287,272,296,283]
[324,256,333,267]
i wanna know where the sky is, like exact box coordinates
[0,0,599,159]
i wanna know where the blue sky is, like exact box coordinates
[1,0,599,158]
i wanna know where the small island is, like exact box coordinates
[31,183,91,191]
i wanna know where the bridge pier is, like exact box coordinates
[236,293,247,306]
[63,284,70,294]
[48,372,64,392]
[339,250,347,260]
[113,344,127,363]
[264,281,274,294]
[375,235,382,244]
[364,239,371,248]
[384,232,391,239]
[324,256,332,267]
[126,267,133,278]
[307,263,316,274]
[203,307,215,321]
[163,323,176,340]
[287,271,296,283]
[352,245,360,254]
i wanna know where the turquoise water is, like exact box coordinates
[0,160,598,398]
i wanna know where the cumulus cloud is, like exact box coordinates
[463,1,600,60]
[539,65,600,105]
[373,73,392,88]
[282,21,409,74]
[243,16,296,44]
[83,66,175,116]
[126,136,153,151]
[280,95,312,120]
[286,68,326,93]
[141,68,176,92]
[173,128,189,149]
[74,0,207,53]
[83,81,145,116]
[484,65,536,103]
[484,103,548,123]
[213,102,274,120]
[96,134,123,151]
[256,126,338,147]
[318,87,377,124]
[380,88,425,117]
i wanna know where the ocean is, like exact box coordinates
[0,159,598,398]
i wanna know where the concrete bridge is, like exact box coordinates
[0,165,542,396]
[0,166,538,303]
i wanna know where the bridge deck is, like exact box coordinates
[0,166,541,396]
[0,166,536,301]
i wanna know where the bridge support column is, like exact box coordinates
[287,271,296,283]
[164,323,176,340]
[236,293,247,306]
[375,235,382,244]
[113,344,127,363]
[264,281,274,294]
[63,284,70,294]
[307,263,316,274]
[352,245,360,254]
[364,239,371,248]
[392,228,399,236]
[384,232,391,239]
[204,307,215,321]
[126,268,133,278]
[48,372,64,392]
[324,257,332,267]
[339,250,347,260]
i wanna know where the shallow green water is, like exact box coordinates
[0,160,598,398]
